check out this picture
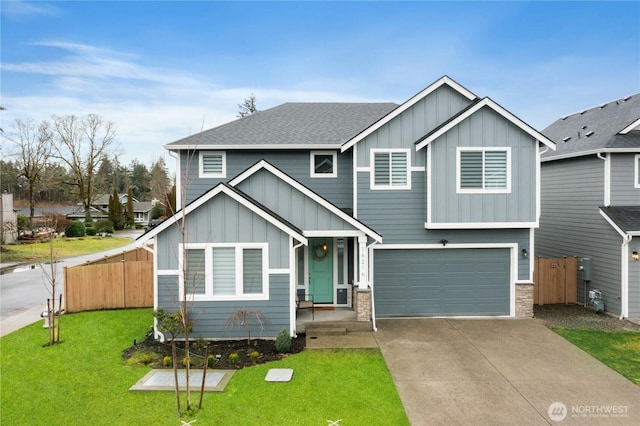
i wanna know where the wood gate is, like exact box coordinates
[533,257,577,305]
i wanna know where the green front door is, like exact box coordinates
[309,238,333,303]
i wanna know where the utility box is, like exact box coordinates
[578,257,592,282]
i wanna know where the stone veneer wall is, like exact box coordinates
[355,288,372,322]
[515,283,534,318]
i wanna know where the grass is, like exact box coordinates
[1,309,409,425]
[554,328,640,385]
[0,235,131,263]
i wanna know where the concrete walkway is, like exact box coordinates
[374,318,640,425]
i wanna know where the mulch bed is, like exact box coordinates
[534,304,640,332]
[122,332,306,369]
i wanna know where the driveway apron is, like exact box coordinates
[374,318,640,425]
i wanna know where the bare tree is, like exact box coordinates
[237,93,258,118]
[39,221,62,346]
[50,114,117,221]
[6,118,53,228]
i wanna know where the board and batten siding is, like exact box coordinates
[356,84,473,166]
[181,150,353,208]
[157,274,290,339]
[429,107,537,224]
[537,156,623,314]
[610,153,640,205]
[156,193,290,271]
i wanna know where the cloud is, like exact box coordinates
[1,0,60,20]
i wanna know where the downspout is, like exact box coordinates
[292,241,305,337]
[367,240,379,331]
[597,152,610,207]
[620,234,632,320]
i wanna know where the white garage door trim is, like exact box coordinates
[369,243,518,327]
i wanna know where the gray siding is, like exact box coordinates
[610,153,640,205]
[430,107,537,224]
[157,193,290,270]
[537,156,623,314]
[357,84,473,166]
[182,150,353,208]
[236,169,356,232]
[157,274,290,340]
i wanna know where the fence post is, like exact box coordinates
[63,266,68,312]
[122,260,126,309]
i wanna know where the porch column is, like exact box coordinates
[357,235,368,290]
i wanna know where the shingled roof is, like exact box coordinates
[542,93,640,161]
[165,102,398,149]
[600,206,640,234]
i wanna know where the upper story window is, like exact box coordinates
[180,243,267,301]
[457,147,511,193]
[199,151,226,178]
[635,154,640,188]
[370,149,411,190]
[310,151,337,178]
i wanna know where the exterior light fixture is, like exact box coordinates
[632,251,639,261]
[522,248,528,259]
[439,239,448,246]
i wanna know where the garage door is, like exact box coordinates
[374,248,510,317]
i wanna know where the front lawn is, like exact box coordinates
[554,328,640,385]
[0,236,131,263]
[1,309,408,425]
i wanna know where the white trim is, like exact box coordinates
[268,268,290,274]
[152,236,164,341]
[353,144,358,218]
[370,148,412,190]
[167,143,341,151]
[528,227,535,283]
[157,269,180,276]
[136,183,307,246]
[599,208,628,238]
[536,146,542,222]
[372,243,517,317]
[620,235,632,319]
[290,237,298,337]
[620,118,640,134]
[304,230,367,238]
[604,153,611,206]
[355,166,370,172]
[198,151,226,178]
[341,76,477,152]
[425,221,538,229]
[310,150,337,178]
[228,160,382,242]
[634,154,640,189]
[542,148,640,162]
[416,97,556,152]
[178,242,269,302]
[426,144,433,227]
[456,147,511,194]
[411,166,426,172]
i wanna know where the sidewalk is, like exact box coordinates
[0,304,46,337]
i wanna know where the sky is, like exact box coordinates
[1,0,639,172]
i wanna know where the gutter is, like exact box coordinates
[367,240,379,332]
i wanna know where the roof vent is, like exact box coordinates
[599,103,607,109]
[561,116,568,120]
[562,136,571,143]
[624,96,632,101]
[581,125,588,129]
[580,110,587,115]
[585,131,594,137]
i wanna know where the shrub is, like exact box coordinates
[85,227,97,236]
[65,221,85,238]
[275,329,292,353]
[207,354,216,368]
[94,219,115,234]
[249,351,260,363]
[163,356,172,367]
[228,352,239,365]
[182,357,191,367]
[17,213,29,231]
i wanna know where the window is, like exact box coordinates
[635,154,640,188]
[457,148,511,193]
[310,151,337,177]
[180,243,267,300]
[370,149,410,189]
[199,151,226,178]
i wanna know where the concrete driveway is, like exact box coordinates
[374,318,640,425]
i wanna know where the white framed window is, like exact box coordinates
[370,149,411,190]
[179,243,268,301]
[457,147,511,193]
[310,151,337,178]
[199,151,226,178]
[635,154,640,188]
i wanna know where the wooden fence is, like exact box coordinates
[64,247,153,313]
[533,257,577,305]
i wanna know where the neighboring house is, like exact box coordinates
[537,94,640,319]
[137,76,555,340]
[67,193,164,226]
[0,193,18,244]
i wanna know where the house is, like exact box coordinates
[536,94,640,319]
[137,76,555,340]
[67,193,164,226]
